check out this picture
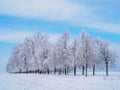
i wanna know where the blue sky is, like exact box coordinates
[0,0,120,72]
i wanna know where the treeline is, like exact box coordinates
[7,30,116,76]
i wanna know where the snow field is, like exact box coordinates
[0,72,120,90]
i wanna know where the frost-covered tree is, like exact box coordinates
[56,31,69,75]
[48,45,58,74]
[79,30,93,77]
[7,32,50,73]
[55,42,64,75]
[33,32,50,73]
[89,38,102,76]
[71,39,79,76]
[7,44,23,73]
[97,39,116,76]
[23,37,35,73]
[7,30,117,76]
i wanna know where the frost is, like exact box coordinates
[7,30,117,76]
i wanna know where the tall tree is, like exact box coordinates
[57,31,69,75]
[48,45,58,74]
[90,38,101,76]
[71,39,79,76]
[23,36,35,73]
[33,32,50,73]
[79,30,93,77]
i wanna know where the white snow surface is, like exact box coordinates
[0,72,120,90]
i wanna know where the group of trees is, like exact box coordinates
[7,30,116,76]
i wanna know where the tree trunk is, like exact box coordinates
[82,65,84,75]
[93,64,95,76]
[85,63,88,77]
[106,62,108,76]
[64,65,67,75]
[47,68,49,74]
[67,66,69,74]
[24,58,28,73]
[74,65,76,76]
[54,67,56,74]
[59,69,61,75]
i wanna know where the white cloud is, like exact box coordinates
[0,0,86,21]
[0,30,77,44]
[0,30,62,43]
[0,31,33,43]
[87,23,120,34]
[0,0,120,34]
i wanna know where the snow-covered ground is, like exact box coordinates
[0,72,120,90]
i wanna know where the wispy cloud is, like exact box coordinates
[0,31,62,43]
[86,23,120,34]
[0,0,84,21]
[0,0,120,34]
[0,31,33,43]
